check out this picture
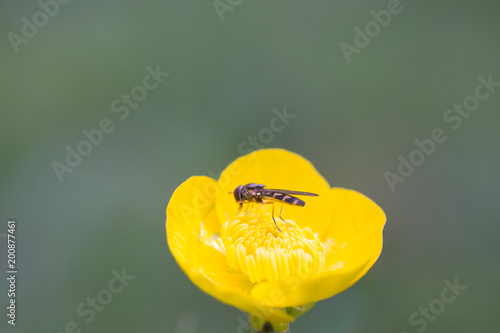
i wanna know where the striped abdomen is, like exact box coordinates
[261,191,306,206]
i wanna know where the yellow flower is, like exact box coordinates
[166,149,385,331]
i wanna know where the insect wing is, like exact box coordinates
[263,188,319,196]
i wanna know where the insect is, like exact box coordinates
[232,183,319,232]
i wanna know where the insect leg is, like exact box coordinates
[260,201,281,232]
[242,202,253,215]
[236,202,243,215]
[279,203,285,222]
[278,203,292,227]
[271,202,282,232]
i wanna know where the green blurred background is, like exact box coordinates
[1,0,499,332]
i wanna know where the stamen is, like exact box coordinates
[221,211,325,283]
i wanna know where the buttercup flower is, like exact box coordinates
[166,149,385,331]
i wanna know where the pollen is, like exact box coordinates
[220,211,326,283]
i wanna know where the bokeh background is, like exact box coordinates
[1,0,499,332]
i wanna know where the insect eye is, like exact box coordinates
[233,186,242,202]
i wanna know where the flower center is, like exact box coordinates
[220,209,325,283]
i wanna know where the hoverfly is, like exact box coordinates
[232,183,319,232]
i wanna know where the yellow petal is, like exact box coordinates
[167,176,294,323]
[215,149,332,232]
[322,187,386,278]
[250,260,369,307]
